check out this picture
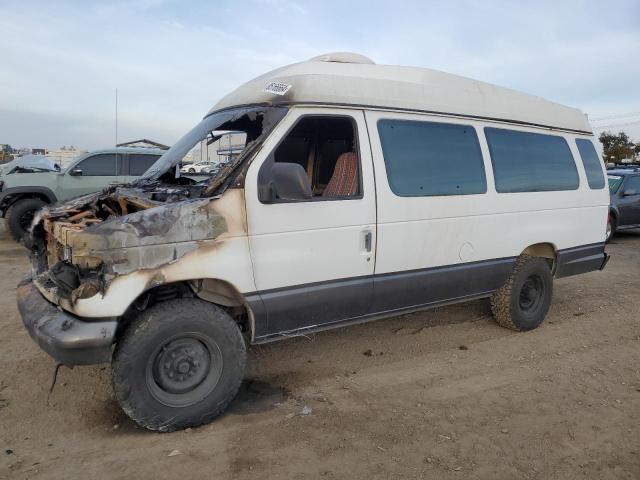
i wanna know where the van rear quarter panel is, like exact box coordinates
[365,110,609,276]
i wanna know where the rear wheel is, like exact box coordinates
[6,198,46,242]
[112,298,246,431]
[490,255,553,331]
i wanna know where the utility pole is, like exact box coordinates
[115,88,119,147]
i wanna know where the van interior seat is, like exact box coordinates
[322,152,359,197]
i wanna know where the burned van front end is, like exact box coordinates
[18,186,233,364]
[17,105,287,372]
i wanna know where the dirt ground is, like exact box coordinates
[0,220,638,480]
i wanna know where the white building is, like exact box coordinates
[46,146,87,167]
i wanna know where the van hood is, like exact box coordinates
[30,179,215,261]
[28,180,234,304]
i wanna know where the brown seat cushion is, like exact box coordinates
[322,152,358,197]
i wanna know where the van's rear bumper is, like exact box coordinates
[17,279,116,366]
[555,243,609,278]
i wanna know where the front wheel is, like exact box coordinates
[490,255,553,331]
[6,198,47,242]
[112,299,246,431]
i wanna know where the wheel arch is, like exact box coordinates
[0,187,56,216]
[520,242,557,271]
[121,278,256,342]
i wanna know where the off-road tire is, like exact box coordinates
[112,298,246,432]
[6,198,46,242]
[490,255,553,331]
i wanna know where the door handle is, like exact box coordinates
[364,231,372,253]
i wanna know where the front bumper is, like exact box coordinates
[17,278,117,365]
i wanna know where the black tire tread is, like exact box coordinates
[6,198,46,242]
[112,299,246,432]
[491,254,534,331]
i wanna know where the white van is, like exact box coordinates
[18,53,609,431]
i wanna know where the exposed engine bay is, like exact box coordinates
[29,179,211,304]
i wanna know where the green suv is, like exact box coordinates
[0,148,164,241]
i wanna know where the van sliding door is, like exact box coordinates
[364,110,514,313]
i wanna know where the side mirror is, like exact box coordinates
[623,188,637,196]
[69,168,83,176]
[258,162,312,202]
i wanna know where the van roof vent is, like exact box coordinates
[308,52,375,65]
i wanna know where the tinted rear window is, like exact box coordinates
[575,139,605,189]
[485,128,579,192]
[377,119,486,196]
[129,154,160,176]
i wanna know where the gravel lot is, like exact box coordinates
[0,220,638,479]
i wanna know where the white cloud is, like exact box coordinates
[0,0,638,149]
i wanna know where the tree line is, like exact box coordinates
[599,131,640,164]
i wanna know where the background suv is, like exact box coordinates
[607,167,640,241]
[0,147,164,241]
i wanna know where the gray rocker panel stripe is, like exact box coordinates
[246,242,607,342]
[555,242,607,278]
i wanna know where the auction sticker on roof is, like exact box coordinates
[264,82,292,96]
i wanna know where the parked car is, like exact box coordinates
[607,167,640,241]
[201,163,223,175]
[18,52,609,431]
[180,161,223,174]
[0,147,164,241]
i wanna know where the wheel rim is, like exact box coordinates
[146,333,223,407]
[519,274,544,312]
[606,220,612,240]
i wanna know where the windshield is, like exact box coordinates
[608,175,623,193]
[143,106,288,182]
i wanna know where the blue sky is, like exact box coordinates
[1,0,639,149]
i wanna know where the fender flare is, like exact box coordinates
[0,186,57,214]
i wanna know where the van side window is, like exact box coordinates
[273,116,360,199]
[575,139,605,189]
[377,119,486,197]
[485,128,579,193]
